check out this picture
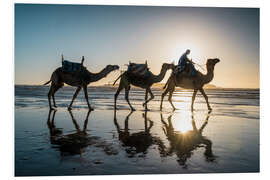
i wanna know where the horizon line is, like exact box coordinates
[14,83,260,89]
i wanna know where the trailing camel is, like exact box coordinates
[44,56,119,110]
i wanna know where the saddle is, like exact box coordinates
[127,61,150,78]
[174,63,197,85]
[176,63,196,77]
[61,55,85,73]
[62,60,82,73]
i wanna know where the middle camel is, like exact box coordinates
[114,63,175,111]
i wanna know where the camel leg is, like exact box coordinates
[160,86,170,110]
[114,83,125,110]
[52,93,57,108]
[51,84,62,108]
[191,89,198,112]
[125,86,135,111]
[143,88,154,111]
[68,86,82,110]
[143,88,149,110]
[83,86,94,111]
[168,86,176,111]
[47,85,55,110]
[199,88,212,111]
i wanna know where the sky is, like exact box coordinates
[15,4,259,88]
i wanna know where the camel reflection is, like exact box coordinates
[47,109,92,155]
[114,110,165,157]
[160,112,215,167]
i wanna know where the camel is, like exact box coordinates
[160,112,215,166]
[114,63,175,111]
[160,58,220,111]
[44,56,119,110]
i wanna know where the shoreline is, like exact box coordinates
[15,84,260,91]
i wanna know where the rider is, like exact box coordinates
[178,49,196,76]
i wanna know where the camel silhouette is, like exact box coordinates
[160,58,220,111]
[44,56,119,110]
[114,63,175,111]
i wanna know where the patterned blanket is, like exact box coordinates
[62,60,82,73]
[127,62,149,77]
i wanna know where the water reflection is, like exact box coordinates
[47,110,118,156]
[160,112,215,167]
[47,109,93,155]
[114,110,165,158]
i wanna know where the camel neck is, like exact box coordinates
[88,67,109,83]
[153,66,168,83]
[203,66,214,84]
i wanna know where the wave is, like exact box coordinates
[15,85,259,110]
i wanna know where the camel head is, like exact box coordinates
[161,63,176,71]
[206,58,220,71]
[105,65,120,72]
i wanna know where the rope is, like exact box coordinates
[194,63,206,71]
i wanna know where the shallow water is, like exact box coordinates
[15,85,259,176]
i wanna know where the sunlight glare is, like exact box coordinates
[170,42,203,65]
[173,111,193,133]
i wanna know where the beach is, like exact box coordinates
[15,85,259,176]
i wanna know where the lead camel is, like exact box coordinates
[160,58,220,111]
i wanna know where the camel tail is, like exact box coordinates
[43,80,51,85]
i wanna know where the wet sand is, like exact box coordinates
[15,86,259,176]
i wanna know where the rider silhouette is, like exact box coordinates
[178,49,196,76]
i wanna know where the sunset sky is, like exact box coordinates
[15,4,259,88]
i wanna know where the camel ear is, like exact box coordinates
[61,54,64,63]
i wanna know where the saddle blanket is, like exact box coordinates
[127,62,149,77]
[176,63,196,77]
[62,60,82,73]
